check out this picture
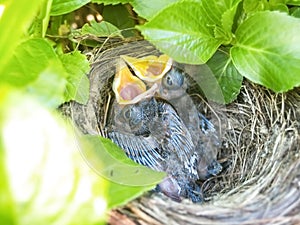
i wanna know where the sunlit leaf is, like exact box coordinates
[131,0,179,19]
[91,0,130,4]
[81,20,123,37]
[243,0,289,13]
[231,11,300,92]
[201,0,242,41]
[79,135,166,186]
[138,1,223,64]
[0,0,43,74]
[50,0,90,16]
[26,60,67,108]
[269,3,289,12]
[243,0,268,13]
[107,181,155,209]
[1,38,59,86]
[287,0,300,6]
[59,51,90,104]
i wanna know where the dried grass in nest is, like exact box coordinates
[69,40,300,225]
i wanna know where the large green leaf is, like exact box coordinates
[201,0,242,41]
[91,0,130,4]
[287,0,300,6]
[243,0,289,13]
[59,51,90,104]
[50,0,90,16]
[206,50,243,103]
[243,0,269,13]
[79,135,166,186]
[1,38,59,86]
[26,60,67,108]
[131,0,179,20]
[0,38,84,108]
[231,11,300,92]
[138,1,223,64]
[0,0,43,75]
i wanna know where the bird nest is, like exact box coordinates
[68,40,300,224]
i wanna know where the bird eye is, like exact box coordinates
[121,105,143,127]
[162,68,184,90]
[166,76,173,86]
[122,106,132,120]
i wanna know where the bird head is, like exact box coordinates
[120,54,172,82]
[112,59,159,105]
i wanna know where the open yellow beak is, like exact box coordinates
[120,54,172,82]
[112,59,159,105]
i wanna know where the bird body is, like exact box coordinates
[107,97,201,202]
[158,67,222,179]
[108,54,222,202]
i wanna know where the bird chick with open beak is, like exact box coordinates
[112,59,159,105]
[120,54,172,83]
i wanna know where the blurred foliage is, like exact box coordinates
[1,0,300,224]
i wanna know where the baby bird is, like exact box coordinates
[112,59,159,105]
[107,97,201,202]
[119,55,222,179]
[120,54,172,82]
[159,67,223,179]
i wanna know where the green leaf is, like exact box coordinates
[102,4,136,37]
[81,20,123,37]
[50,0,91,16]
[131,0,180,20]
[206,50,243,103]
[138,1,223,64]
[287,0,300,6]
[59,51,90,104]
[243,0,268,13]
[107,181,155,208]
[290,7,300,17]
[26,60,68,108]
[79,135,166,186]
[91,0,130,4]
[0,96,16,225]
[231,11,300,92]
[0,0,43,75]
[243,0,289,13]
[30,0,53,37]
[201,0,242,41]
[269,3,289,12]
[0,89,107,224]
[1,38,59,86]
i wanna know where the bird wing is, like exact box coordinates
[108,130,164,171]
[197,112,222,179]
[198,112,216,134]
[156,101,199,179]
